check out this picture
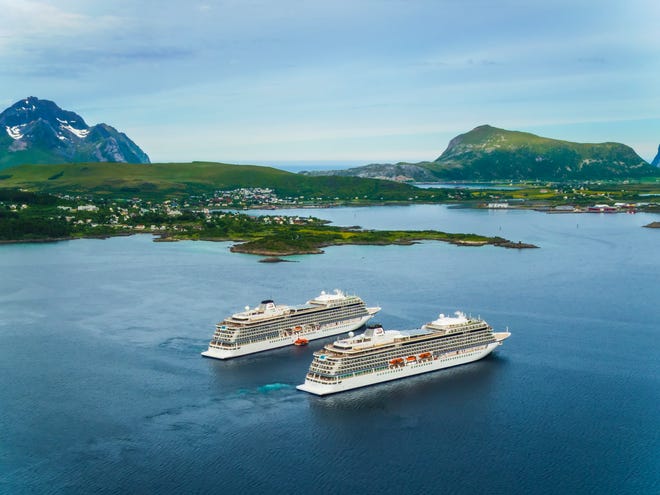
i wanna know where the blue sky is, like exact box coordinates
[1,0,658,165]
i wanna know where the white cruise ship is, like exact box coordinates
[297,311,510,395]
[201,290,380,359]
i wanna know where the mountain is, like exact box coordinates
[651,145,660,167]
[302,162,438,181]
[0,97,149,169]
[304,125,658,181]
[428,125,654,180]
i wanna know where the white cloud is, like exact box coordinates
[0,0,123,55]
[0,0,86,30]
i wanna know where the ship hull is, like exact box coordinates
[297,341,501,395]
[201,314,374,360]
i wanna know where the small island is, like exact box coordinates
[226,228,537,256]
[643,222,660,228]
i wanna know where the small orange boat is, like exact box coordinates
[419,352,432,360]
[389,358,404,366]
[294,338,309,346]
[406,355,417,362]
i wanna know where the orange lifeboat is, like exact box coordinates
[294,338,309,346]
[406,356,417,362]
[389,358,404,366]
[293,326,303,333]
[419,352,432,360]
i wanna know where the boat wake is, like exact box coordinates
[257,383,293,394]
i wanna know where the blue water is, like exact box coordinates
[413,183,521,190]
[1,206,658,494]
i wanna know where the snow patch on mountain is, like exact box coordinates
[60,123,89,138]
[56,117,89,138]
[6,125,25,140]
[19,99,36,111]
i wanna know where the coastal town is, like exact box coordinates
[1,183,658,245]
[0,187,326,243]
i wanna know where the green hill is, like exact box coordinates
[0,161,435,200]
[303,125,659,181]
[428,125,656,180]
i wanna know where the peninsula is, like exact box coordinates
[0,188,537,256]
[224,228,537,256]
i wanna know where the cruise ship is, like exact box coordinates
[201,290,380,359]
[297,311,510,395]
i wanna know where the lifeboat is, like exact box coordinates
[293,326,303,333]
[294,338,309,346]
[389,358,404,366]
[406,356,417,362]
[419,352,432,360]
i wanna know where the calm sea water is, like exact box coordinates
[413,183,521,190]
[1,206,658,494]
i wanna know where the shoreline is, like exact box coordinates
[0,230,539,255]
[0,233,133,245]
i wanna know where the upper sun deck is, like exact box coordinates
[319,311,488,356]
[308,289,353,306]
[422,311,486,332]
[325,325,433,354]
[229,300,291,322]
[223,290,360,324]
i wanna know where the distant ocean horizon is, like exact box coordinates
[237,161,522,189]
[236,160,366,173]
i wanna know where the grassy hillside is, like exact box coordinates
[0,134,69,169]
[429,125,657,180]
[300,125,659,181]
[0,161,438,200]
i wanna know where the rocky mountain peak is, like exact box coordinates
[2,97,87,131]
[0,97,149,168]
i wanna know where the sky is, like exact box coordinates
[1,0,659,166]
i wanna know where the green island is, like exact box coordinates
[225,227,536,255]
[0,188,537,256]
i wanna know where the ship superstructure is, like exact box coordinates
[202,290,380,359]
[297,311,510,395]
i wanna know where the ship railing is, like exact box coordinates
[306,373,340,384]
[425,322,486,332]
[209,342,237,349]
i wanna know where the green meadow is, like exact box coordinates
[0,161,444,202]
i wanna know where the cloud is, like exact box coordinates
[0,0,199,84]
[0,0,87,31]
[0,1,122,45]
[0,0,130,78]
